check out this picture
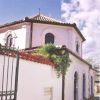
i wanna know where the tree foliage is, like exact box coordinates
[32,44,71,77]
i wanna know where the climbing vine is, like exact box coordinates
[32,44,71,77]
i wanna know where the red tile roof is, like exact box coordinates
[30,14,64,23]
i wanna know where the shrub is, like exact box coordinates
[32,44,71,77]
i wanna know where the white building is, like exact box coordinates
[0,14,95,100]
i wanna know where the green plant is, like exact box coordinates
[32,44,56,58]
[32,44,71,77]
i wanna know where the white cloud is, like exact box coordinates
[61,0,100,65]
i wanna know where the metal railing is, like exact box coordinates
[0,44,19,100]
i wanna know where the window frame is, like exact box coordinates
[76,41,80,53]
[6,34,13,47]
[74,71,78,100]
[45,33,54,44]
[83,74,86,99]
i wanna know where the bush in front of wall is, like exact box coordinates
[32,44,71,78]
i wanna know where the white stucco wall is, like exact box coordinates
[0,22,83,56]
[17,60,62,100]
[26,23,83,57]
[65,54,95,100]
[0,54,94,100]
[0,25,27,49]
[71,28,83,56]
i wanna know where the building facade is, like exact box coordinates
[0,14,95,100]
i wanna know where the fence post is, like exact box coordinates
[14,51,19,100]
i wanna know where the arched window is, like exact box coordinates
[91,76,93,95]
[83,74,86,99]
[45,33,54,44]
[6,34,13,47]
[74,72,78,100]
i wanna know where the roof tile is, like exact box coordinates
[29,14,64,24]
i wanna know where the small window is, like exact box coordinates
[45,33,54,44]
[74,72,78,100]
[83,74,86,99]
[91,76,93,95]
[6,34,13,47]
[76,41,79,53]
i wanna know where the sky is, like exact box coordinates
[0,0,61,24]
[0,0,100,65]
[61,0,100,65]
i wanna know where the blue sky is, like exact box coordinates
[0,0,61,24]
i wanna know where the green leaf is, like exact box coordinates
[32,44,71,78]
